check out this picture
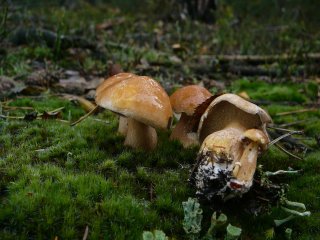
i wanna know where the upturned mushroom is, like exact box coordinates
[169,85,212,147]
[95,73,172,150]
[191,93,272,200]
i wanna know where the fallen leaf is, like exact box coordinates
[60,94,96,112]
[41,111,62,120]
[238,91,250,99]
[96,17,125,31]
[24,111,38,121]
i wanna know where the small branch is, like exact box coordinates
[276,108,318,116]
[268,130,303,147]
[42,107,65,115]
[265,169,301,177]
[82,226,89,240]
[92,118,110,124]
[0,114,24,119]
[2,106,35,110]
[70,105,98,126]
[267,125,297,132]
[275,143,303,160]
[197,53,320,65]
[279,119,315,128]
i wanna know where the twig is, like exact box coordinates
[275,143,303,160]
[0,107,66,122]
[43,107,65,115]
[268,130,303,147]
[267,125,296,132]
[92,118,110,124]
[0,114,24,119]
[82,226,89,240]
[197,53,320,65]
[2,106,35,110]
[70,105,98,126]
[279,119,315,128]
[265,169,301,176]
[276,108,318,116]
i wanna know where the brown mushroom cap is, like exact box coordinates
[95,73,172,129]
[198,93,272,143]
[96,73,135,98]
[170,85,212,116]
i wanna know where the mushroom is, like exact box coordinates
[231,129,269,191]
[191,93,272,199]
[95,73,172,150]
[198,93,271,143]
[118,116,128,136]
[169,85,212,147]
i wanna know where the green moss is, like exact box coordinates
[231,78,317,103]
[0,86,319,239]
[1,2,320,238]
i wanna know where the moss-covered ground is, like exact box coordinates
[1,1,320,239]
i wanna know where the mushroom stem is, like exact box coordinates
[170,113,197,147]
[124,118,157,150]
[118,116,128,136]
[233,142,258,182]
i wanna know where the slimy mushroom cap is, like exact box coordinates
[170,85,212,116]
[95,73,172,130]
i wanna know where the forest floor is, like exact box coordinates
[0,1,320,239]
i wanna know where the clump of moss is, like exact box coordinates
[231,78,317,103]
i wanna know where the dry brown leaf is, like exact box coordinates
[96,17,125,31]
[60,94,96,112]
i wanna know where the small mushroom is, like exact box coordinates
[193,128,244,199]
[231,129,269,191]
[95,73,172,150]
[169,85,212,147]
[192,93,272,199]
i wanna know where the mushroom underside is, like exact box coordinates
[198,101,268,143]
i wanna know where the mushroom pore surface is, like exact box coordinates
[198,101,268,143]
